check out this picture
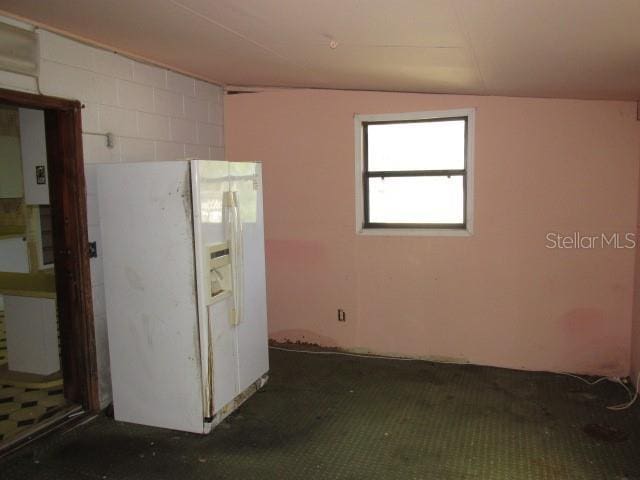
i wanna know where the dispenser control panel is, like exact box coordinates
[205,241,231,305]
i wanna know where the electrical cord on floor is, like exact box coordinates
[606,372,640,411]
[268,345,422,361]
[560,372,610,386]
[560,371,640,411]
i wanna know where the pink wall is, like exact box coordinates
[632,146,640,387]
[226,89,640,377]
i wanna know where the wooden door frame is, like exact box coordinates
[0,87,100,411]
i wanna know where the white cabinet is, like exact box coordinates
[19,108,49,205]
[0,236,29,273]
[4,295,59,375]
[0,107,23,198]
[0,134,23,198]
[0,108,49,203]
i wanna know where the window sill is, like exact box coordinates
[357,227,472,237]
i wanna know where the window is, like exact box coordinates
[355,109,474,235]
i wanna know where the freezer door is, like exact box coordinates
[229,162,269,392]
[97,161,205,433]
[192,160,269,416]
[191,160,239,415]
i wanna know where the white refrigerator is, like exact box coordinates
[97,160,269,434]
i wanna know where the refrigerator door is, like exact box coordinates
[191,160,239,415]
[97,161,205,433]
[229,162,269,392]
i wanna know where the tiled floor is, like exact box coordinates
[0,384,66,444]
[0,311,67,445]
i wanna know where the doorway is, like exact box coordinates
[0,88,98,448]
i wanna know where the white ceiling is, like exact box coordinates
[1,0,639,100]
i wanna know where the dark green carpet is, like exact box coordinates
[1,348,639,479]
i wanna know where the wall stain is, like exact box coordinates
[125,267,145,291]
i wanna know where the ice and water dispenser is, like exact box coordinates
[205,242,231,303]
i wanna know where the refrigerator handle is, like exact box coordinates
[224,191,243,326]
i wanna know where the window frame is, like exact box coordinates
[355,108,475,236]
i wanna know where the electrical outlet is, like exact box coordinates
[338,309,346,322]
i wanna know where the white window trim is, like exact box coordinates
[354,108,475,237]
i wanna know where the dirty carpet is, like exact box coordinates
[1,348,639,479]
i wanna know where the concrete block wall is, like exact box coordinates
[0,16,225,407]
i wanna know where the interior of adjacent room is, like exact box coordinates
[0,104,68,446]
[0,93,98,452]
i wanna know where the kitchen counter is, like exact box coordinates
[0,226,25,240]
[0,271,56,299]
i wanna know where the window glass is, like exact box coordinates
[367,119,465,172]
[368,176,464,224]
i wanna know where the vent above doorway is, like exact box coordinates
[0,22,38,77]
